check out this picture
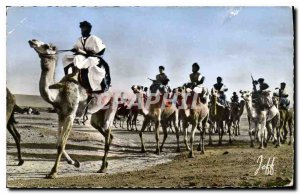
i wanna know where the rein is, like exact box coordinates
[37,49,72,57]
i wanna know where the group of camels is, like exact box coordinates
[6,39,294,179]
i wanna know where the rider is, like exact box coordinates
[252,78,273,109]
[185,62,208,103]
[153,66,171,93]
[274,82,290,110]
[231,92,239,104]
[213,76,229,108]
[62,21,111,94]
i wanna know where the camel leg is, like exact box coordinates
[188,122,197,158]
[11,124,24,165]
[126,114,131,131]
[183,119,190,151]
[197,117,207,154]
[127,111,132,131]
[237,120,240,135]
[218,122,223,145]
[139,116,150,153]
[258,123,266,149]
[249,130,254,148]
[7,122,24,166]
[97,107,116,173]
[288,120,293,145]
[275,124,281,148]
[173,112,180,152]
[47,115,74,179]
[282,119,288,142]
[57,119,79,168]
[208,123,213,146]
[160,121,168,152]
[154,121,160,155]
[134,113,138,131]
[274,114,281,148]
[228,121,232,144]
[265,122,273,144]
[97,127,112,173]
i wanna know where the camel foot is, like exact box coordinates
[250,144,254,148]
[97,168,107,173]
[45,172,57,179]
[229,140,233,145]
[18,159,24,166]
[73,159,80,168]
[97,162,108,173]
[159,146,163,152]
[176,147,181,153]
[188,152,195,158]
[258,146,264,150]
[185,146,191,151]
[288,141,292,145]
[200,150,205,155]
[155,148,160,155]
[197,146,201,151]
[275,144,281,148]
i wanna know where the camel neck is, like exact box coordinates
[244,99,254,119]
[39,57,58,104]
[210,96,217,116]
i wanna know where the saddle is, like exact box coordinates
[78,57,111,94]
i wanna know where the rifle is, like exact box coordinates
[251,74,257,92]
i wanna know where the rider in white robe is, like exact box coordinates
[63,21,107,92]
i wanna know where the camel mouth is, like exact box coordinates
[28,40,35,48]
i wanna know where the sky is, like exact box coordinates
[6,6,294,102]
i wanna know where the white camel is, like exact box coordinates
[240,90,280,149]
[29,39,117,178]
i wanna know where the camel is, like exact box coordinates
[113,103,130,129]
[229,100,245,136]
[127,85,146,131]
[138,84,180,155]
[240,90,280,149]
[28,39,117,178]
[113,94,131,129]
[208,88,232,145]
[272,96,294,145]
[6,88,25,166]
[177,87,209,157]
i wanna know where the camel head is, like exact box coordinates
[240,90,252,102]
[28,39,57,56]
[131,85,143,94]
[210,88,219,98]
[272,94,280,108]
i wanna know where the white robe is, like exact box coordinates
[63,35,106,91]
[187,74,204,94]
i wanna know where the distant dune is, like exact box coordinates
[14,94,51,108]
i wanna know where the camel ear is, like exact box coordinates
[239,90,243,94]
[49,83,64,89]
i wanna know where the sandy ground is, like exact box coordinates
[7,110,294,188]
